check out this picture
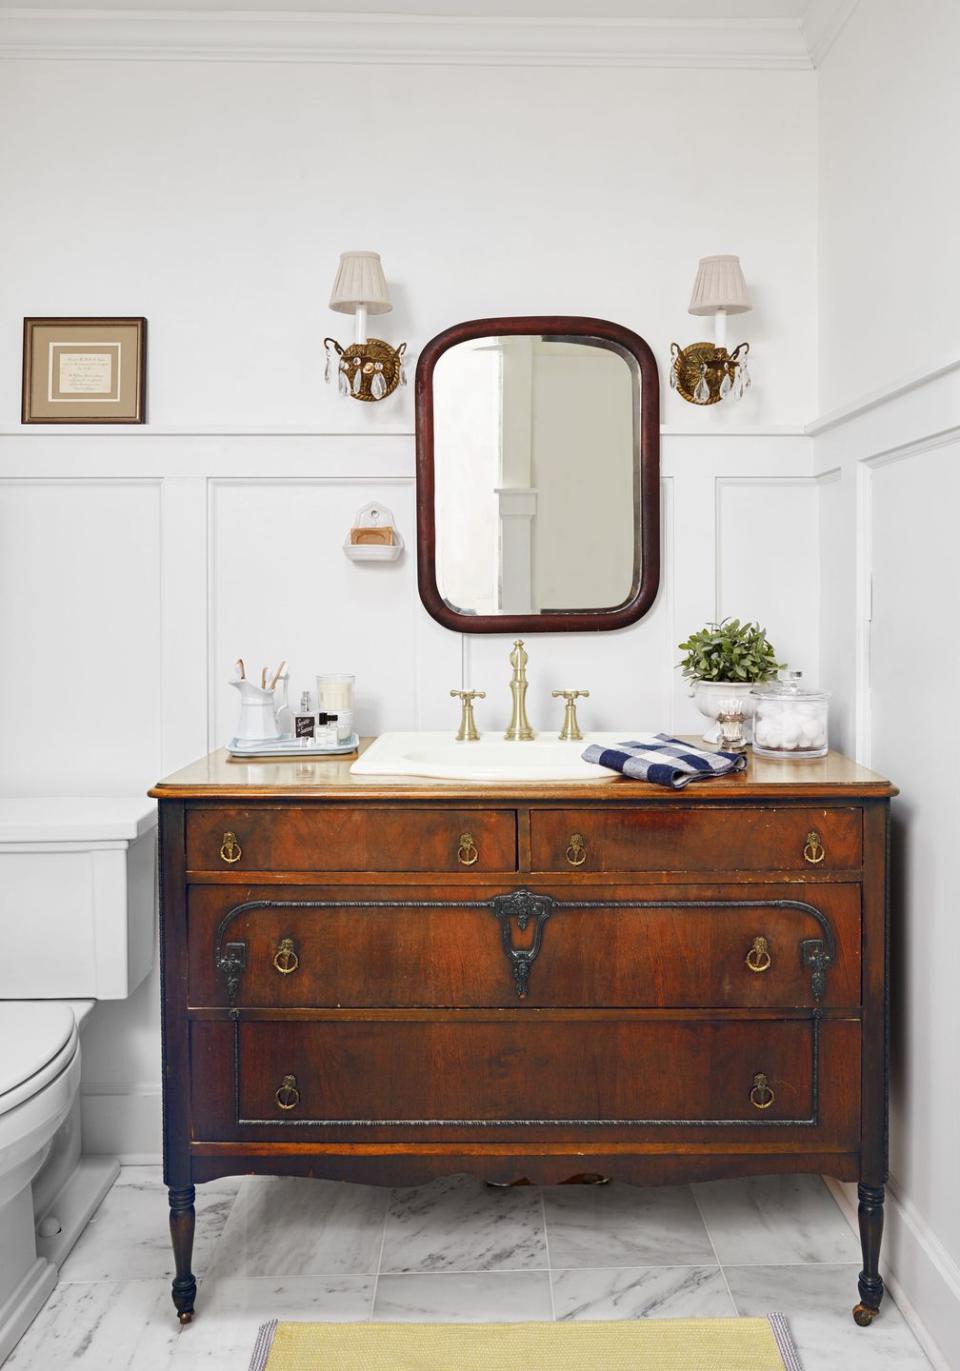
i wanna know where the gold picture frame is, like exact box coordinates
[22,317,146,424]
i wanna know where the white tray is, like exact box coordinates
[227,733,359,759]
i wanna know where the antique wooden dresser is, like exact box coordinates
[150,744,895,1327]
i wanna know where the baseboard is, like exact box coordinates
[80,1083,162,1164]
[824,1177,957,1370]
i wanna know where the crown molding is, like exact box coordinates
[0,9,811,68]
[801,0,861,67]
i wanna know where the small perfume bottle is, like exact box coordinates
[294,691,316,747]
[316,712,340,747]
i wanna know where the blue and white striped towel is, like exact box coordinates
[582,735,747,789]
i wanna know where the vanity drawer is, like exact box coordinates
[186,806,517,874]
[190,1015,860,1147]
[530,806,862,874]
[190,882,861,1010]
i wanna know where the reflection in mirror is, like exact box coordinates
[433,334,639,616]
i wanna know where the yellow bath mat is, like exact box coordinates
[248,1315,802,1371]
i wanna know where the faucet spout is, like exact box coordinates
[504,640,535,741]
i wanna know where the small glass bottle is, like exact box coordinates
[316,712,340,747]
[294,691,316,748]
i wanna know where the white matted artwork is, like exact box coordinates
[22,317,145,423]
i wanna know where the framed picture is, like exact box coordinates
[22,317,146,424]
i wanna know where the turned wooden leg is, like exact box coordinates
[853,1182,885,1326]
[168,1185,197,1324]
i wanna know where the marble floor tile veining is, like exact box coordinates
[551,1264,736,1322]
[543,1181,716,1269]
[692,1175,862,1267]
[380,1174,548,1273]
[59,1167,239,1285]
[2,1168,936,1371]
[204,1175,389,1280]
[726,1263,932,1371]
[373,1271,554,1323]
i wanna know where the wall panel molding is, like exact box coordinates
[0,10,811,69]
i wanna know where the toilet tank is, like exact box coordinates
[0,799,156,999]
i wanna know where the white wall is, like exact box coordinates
[0,52,818,1162]
[815,2,960,1364]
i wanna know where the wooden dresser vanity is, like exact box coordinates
[151,743,895,1328]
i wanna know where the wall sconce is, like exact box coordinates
[323,251,407,402]
[670,255,751,405]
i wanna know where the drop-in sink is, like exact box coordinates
[351,731,640,783]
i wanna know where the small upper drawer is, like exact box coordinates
[530,806,862,874]
[186,806,517,874]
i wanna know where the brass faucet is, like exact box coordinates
[504,640,535,741]
[552,689,590,741]
[450,689,485,742]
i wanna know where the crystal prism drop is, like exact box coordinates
[719,371,732,400]
[694,366,710,405]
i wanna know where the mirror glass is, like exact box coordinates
[432,333,640,617]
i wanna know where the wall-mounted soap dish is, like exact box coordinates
[343,501,404,562]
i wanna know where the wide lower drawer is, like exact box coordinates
[189,1015,860,1147]
[192,882,861,1010]
[530,806,862,873]
[186,806,517,874]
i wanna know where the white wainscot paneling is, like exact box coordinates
[209,478,460,745]
[0,480,162,795]
[716,477,820,682]
[868,438,960,1370]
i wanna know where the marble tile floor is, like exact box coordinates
[4,1168,932,1371]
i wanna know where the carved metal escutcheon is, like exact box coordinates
[491,889,554,998]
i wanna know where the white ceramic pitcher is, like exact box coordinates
[230,678,281,741]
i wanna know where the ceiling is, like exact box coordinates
[13,0,812,15]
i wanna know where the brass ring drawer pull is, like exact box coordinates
[457,833,479,866]
[750,1072,775,1110]
[745,935,772,973]
[803,830,825,865]
[219,831,242,864]
[565,833,587,866]
[273,937,299,975]
[275,1074,301,1111]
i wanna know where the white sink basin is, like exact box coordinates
[351,731,637,783]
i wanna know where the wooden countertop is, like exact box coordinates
[150,739,896,801]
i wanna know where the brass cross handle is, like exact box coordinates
[745,935,772,973]
[803,830,825,865]
[750,1072,775,1110]
[451,688,486,742]
[273,936,300,975]
[275,1073,301,1111]
[552,689,590,742]
[219,831,242,864]
[457,832,479,866]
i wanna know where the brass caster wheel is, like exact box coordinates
[178,1310,194,1326]
[561,1172,611,1186]
[485,1177,532,1188]
[852,1303,879,1327]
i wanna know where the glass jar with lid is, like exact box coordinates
[750,671,829,759]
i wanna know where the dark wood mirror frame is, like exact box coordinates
[415,315,661,634]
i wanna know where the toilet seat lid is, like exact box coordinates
[0,1003,78,1113]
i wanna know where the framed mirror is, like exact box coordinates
[415,316,660,634]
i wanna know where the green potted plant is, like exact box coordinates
[678,618,784,743]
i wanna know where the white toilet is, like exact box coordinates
[0,799,157,1363]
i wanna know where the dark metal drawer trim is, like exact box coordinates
[229,1011,823,1130]
[214,889,838,1007]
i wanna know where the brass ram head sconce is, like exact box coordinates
[670,255,752,405]
[323,251,407,402]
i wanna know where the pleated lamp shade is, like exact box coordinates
[688,255,751,316]
[329,251,392,316]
